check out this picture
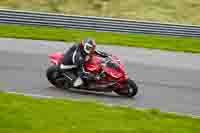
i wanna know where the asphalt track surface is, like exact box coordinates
[0,37,200,116]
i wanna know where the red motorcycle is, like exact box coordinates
[46,51,138,97]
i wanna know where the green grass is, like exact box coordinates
[1,24,200,53]
[0,0,200,25]
[0,91,200,133]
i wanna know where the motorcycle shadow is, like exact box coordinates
[47,86,136,100]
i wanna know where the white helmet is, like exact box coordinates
[81,38,96,55]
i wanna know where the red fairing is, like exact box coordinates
[84,56,102,74]
[84,54,127,81]
[103,55,125,79]
[48,52,64,65]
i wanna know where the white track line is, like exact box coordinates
[7,91,54,98]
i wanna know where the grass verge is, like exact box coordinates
[0,91,200,133]
[1,24,200,53]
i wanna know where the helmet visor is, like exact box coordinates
[85,43,93,53]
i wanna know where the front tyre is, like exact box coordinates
[115,78,138,97]
[126,78,138,97]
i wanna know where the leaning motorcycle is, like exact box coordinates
[46,51,138,97]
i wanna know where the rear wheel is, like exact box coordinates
[46,65,65,88]
[115,78,138,97]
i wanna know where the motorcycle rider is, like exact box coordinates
[59,37,110,87]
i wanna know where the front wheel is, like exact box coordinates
[114,78,138,97]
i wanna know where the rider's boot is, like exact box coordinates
[73,76,83,87]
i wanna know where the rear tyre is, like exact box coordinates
[46,65,65,88]
[115,78,138,97]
